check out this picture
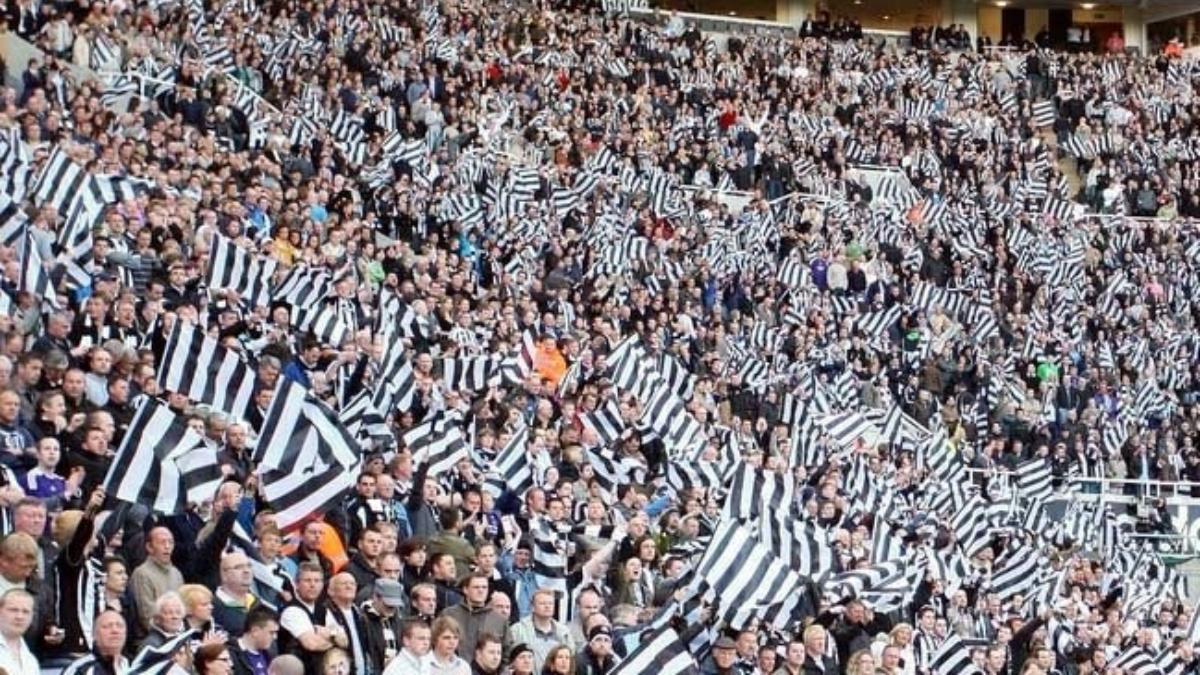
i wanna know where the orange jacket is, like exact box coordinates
[534,343,568,387]
[280,522,348,573]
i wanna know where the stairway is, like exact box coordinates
[1040,127,1083,198]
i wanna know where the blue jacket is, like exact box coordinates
[282,359,312,389]
[498,550,538,619]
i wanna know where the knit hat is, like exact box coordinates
[509,644,533,661]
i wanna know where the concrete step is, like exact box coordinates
[1039,127,1083,196]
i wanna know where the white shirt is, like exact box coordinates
[382,648,431,675]
[280,600,336,639]
[0,637,38,675]
[337,607,366,675]
[427,652,470,675]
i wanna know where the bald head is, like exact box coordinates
[220,552,253,594]
[328,572,357,606]
[268,654,304,675]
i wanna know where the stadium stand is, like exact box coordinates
[3,0,1200,674]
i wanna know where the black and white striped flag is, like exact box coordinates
[88,33,121,71]
[402,413,469,477]
[1014,458,1054,500]
[1031,101,1056,127]
[500,331,537,386]
[372,343,416,416]
[291,301,351,349]
[65,627,199,675]
[0,195,28,247]
[17,229,59,308]
[665,461,724,496]
[227,521,292,604]
[103,400,223,514]
[856,304,901,339]
[441,356,498,393]
[609,625,699,675]
[338,390,392,446]
[156,320,258,420]
[273,264,331,306]
[483,424,534,498]
[1042,196,1078,222]
[931,633,984,675]
[254,381,362,529]
[128,628,201,674]
[99,74,139,111]
[756,513,834,577]
[690,519,813,631]
[0,131,32,201]
[207,233,277,307]
[723,464,795,520]
[1108,647,1165,675]
[33,146,102,287]
[989,543,1042,601]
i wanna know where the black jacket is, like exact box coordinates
[359,601,402,675]
[802,654,838,675]
[346,553,379,603]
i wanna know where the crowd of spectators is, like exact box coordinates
[0,0,1200,675]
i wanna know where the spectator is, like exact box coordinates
[63,609,127,674]
[427,617,470,675]
[507,590,574,672]
[345,528,382,601]
[381,620,430,675]
[0,589,38,675]
[358,578,404,674]
[179,584,226,639]
[408,583,439,626]
[324,573,367,675]
[195,642,237,675]
[213,552,257,637]
[9,500,52,580]
[428,553,463,612]
[228,605,280,675]
[99,558,138,639]
[129,526,183,631]
[289,521,334,580]
[574,625,617,675]
[440,572,507,660]
[0,533,44,639]
[269,654,306,675]
[427,509,475,579]
[542,645,575,675]
[140,592,185,650]
[470,633,503,675]
[49,489,105,656]
[0,390,34,468]
[279,563,346,674]
[508,644,536,675]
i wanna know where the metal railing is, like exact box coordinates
[621,7,912,49]
[1,32,96,95]
[963,468,1200,555]
[675,186,833,214]
[964,468,1200,499]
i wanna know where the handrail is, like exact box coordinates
[1,31,97,95]
[105,66,285,119]
[851,163,909,174]
[627,7,792,32]
[962,467,1200,494]
[622,7,911,47]
[1072,213,1200,226]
